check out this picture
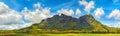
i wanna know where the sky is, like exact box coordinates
[0,0,120,30]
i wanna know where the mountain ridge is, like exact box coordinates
[20,14,120,33]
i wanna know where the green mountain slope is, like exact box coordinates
[21,14,120,33]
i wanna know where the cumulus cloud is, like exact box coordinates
[0,2,24,25]
[22,8,53,23]
[0,2,30,30]
[22,2,54,24]
[57,9,74,16]
[76,9,81,15]
[79,0,94,13]
[107,9,120,20]
[94,7,105,18]
[0,2,53,30]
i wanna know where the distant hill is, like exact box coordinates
[21,14,120,33]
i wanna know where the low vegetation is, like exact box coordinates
[0,14,120,36]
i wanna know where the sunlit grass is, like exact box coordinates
[45,33,120,36]
[0,32,120,36]
[3,33,120,36]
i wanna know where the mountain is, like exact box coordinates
[21,14,120,33]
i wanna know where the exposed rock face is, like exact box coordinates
[39,14,98,30]
[41,14,78,30]
[78,14,95,24]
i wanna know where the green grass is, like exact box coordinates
[45,34,120,36]
[1,33,120,36]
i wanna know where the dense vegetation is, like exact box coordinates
[0,14,120,36]
[19,14,120,34]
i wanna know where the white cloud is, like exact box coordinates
[22,2,54,23]
[57,9,74,16]
[107,9,120,20]
[79,0,88,6]
[79,0,94,13]
[21,7,29,15]
[0,2,54,30]
[0,2,9,14]
[0,2,30,30]
[34,2,41,9]
[22,8,53,23]
[0,2,24,25]
[113,22,120,28]
[0,23,32,30]
[76,9,81,15]
[94,7,105,18]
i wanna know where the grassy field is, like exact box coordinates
[45,34,120,36]
[1,33,120,36]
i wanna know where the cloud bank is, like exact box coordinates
[0,0,120,30]
[0,2,28,30]
[0,2,80,30]
[0,2,53,30]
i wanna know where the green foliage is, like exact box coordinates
[1,14,120,34]
[19,14,120,33]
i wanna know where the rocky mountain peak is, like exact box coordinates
[78,14,95,24]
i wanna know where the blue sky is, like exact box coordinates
[0,0,120,30]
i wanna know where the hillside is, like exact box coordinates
[20,14,120,33]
